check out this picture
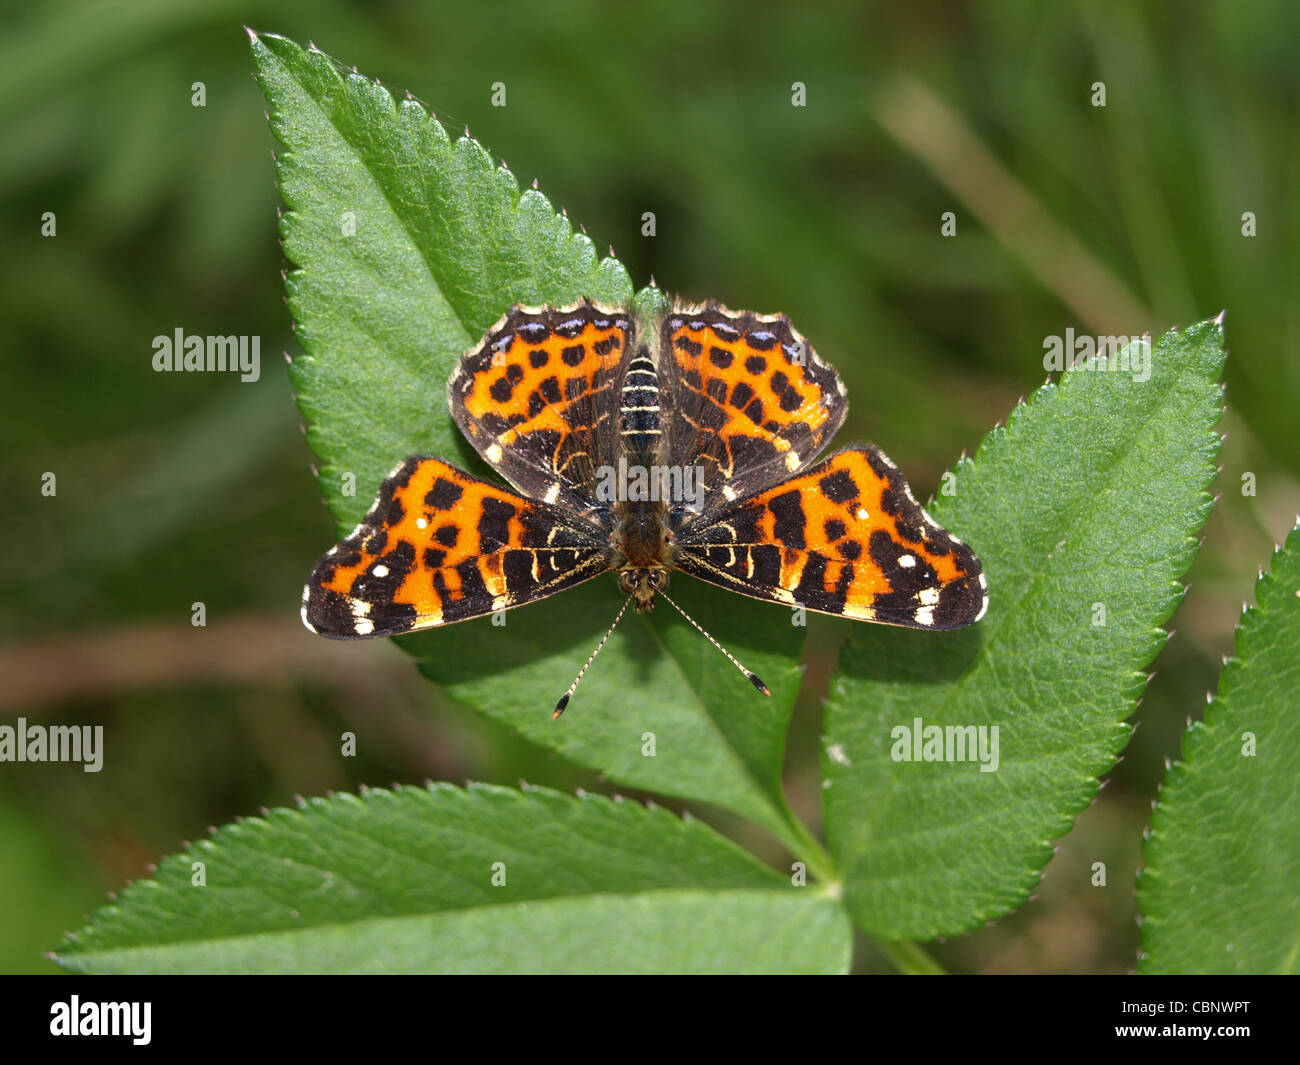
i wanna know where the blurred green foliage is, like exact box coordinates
[2,0,1297,973]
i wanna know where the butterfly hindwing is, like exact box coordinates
[677,445,987,628]
[662,303,848,514]
[303,457,610,638]
[448,301,633,521]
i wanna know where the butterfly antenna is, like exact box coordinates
[553,594,635,719]
[657,590,770,696]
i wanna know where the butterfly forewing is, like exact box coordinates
[448,301,633,522]
[662,303,848,515]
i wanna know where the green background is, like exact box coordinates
[2,0,1297,973]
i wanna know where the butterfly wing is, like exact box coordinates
[448,300,632,522]
[661,303,848,513]
[676,445,986,628]
[303,457,610,638]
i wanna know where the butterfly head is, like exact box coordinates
[611,503,678,612]
[617,565,670,612]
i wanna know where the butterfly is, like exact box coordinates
[301,299,987,715]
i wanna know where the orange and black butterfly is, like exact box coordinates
[302,299,987,714]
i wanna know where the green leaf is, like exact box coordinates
[61,891,849,975]
[253,32,806,848]
[412,578,807,845]
[1138,524,1300,974]
[252,30,634,530]
[56,783,850,974]
[824,319,1225,939]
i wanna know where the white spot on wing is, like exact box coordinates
[486,443,503,464]
[915,606,935,627]
[918,587,940,607]
[354,617,375,636]
[974,572,990,622]
[372,564,389,578]
[898,554,916,568]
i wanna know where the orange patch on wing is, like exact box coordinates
[461,321,626,447]
[671,322,833,452]
[706,447,978,620]
[761,452,968,578]
[322,460,527,613]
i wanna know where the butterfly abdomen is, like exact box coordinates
[619,347,661,457]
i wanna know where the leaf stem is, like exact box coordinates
[771,799,838,886]
[771,796,948,974]
[876,938,946,975]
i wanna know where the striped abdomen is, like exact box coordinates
[620,349,661,457]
